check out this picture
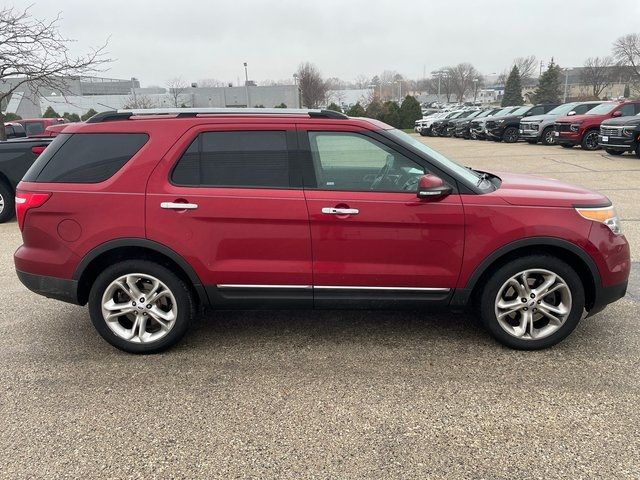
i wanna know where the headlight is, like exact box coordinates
[570,123,582,132]
[576,206,622,235]
[623,126,635,137]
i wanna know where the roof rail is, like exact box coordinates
[85,107,348,122]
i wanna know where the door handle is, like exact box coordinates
[160,202,198,210]
[322,207,359,215]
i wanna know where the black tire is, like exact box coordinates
[581,130,600,151]
[419,131,427,137]
[0,181,15,224]
[479,254,585,350]
[502,127,519,143]
[88,260,195,354]
[560,144,573,149]
[605,148,624,156]
[541,126,555,146]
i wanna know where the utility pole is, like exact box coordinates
[563,68,569,102]
[243,62,250,108]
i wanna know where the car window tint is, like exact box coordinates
[25,122,44,136]
[33,133,148,183]
[618,104,635,116]
[574,104,593,114]
[172,131,291,188]
[308,132,425,192]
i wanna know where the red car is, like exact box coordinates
[14,108,630,353]
[554,100,640,150]
[16,117,68,137]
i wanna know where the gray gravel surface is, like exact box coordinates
[0,138,638,479]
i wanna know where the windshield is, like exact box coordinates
[386,129,484,187]
[476,109,495,118]
[510,106,530,116]
[586,102,617,115]
[493,107,516,117]
[546,103,578,116]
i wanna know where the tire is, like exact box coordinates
[419,131,427,137]
[541,127,555,146]
[581,130,600,150]
[502,127,519,143]
[479,254,585,350]
[605,148,624,156]
[0,181,15,224]
[88,260,195,354]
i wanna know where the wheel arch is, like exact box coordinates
[452,237,600,311]
[74,238,208,306]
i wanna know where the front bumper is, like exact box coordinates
[598,135,634,151]
[519,125,540,139]
[586,280,628,317]
[555,130,581,146]
[16,270,80,305]
[486,125,506,139]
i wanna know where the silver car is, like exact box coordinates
[519,101,603,145]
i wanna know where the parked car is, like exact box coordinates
[16,117,68,137]
[454,108,502,139]
[416,111,459,136]
[13,108,629,353]
[469,106,521,140]
[440,109,483,137]
[554,101,640,150]
[0,136,53,223]
[3,122,26,139]
[598,113,640,156]
[415,111,447,135]
[431,110,476,137]
[485,104,559,143]
[519,101,603,145]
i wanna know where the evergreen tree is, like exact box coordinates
[62,112,81,122]
[530,60,563,104]
[365,99,384,119]
[345,102,366,117]
[501,66,524,106]
[399,95,422,129]
[3,113,21,121]
[379,101,401,128]
[624,84,631,98]
[326,102,343,113]
[81,108,98,121]
[42,106,60,118]
[274,103,287,108]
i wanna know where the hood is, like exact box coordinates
[556,113,602,123]
[601,115,640,127]
[494,171,609,207]
[521,113,557,123]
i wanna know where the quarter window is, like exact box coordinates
[618,104,636,116]
[308,132,425,192]
[171,131,291,188]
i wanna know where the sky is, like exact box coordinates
[9,0,640,87]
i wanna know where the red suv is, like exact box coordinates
[554,100,640,150]
[14,109,630,353]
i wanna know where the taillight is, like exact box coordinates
[15,191,51,231]
[31,145,46,156]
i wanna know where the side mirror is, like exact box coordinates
[567,111,576,116]
[417,174,452,199]
[612,110,623,117]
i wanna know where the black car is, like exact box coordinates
[432,110,476,137]
[455,108,502,139]
[598,114,640,157]
[485,104,559,143]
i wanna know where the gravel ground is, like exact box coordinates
[0,137,638,479]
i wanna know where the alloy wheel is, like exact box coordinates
[544,129,555,145]
[101,273,177,344]
[494,269,572,340]
[0,193,4,214]
[584,131,599,150]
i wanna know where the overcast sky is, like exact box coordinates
[11,0,640,86]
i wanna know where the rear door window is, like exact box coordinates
[617,103,636,117]
[24,133,148,183]
[24,122,44,136]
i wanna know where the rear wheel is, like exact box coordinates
[0,181,15,224]
[88,260,195,353]
[581,130,600,150]
[479,255,585,350]
[541,127,555,146]
[605,148,624,156]
[502,127,519,143]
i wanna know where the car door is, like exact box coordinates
[146,124,313,308]
[298,124,465,307]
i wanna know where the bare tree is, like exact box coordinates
[514,55,538,84]
[0,5,110,139]
[447,63,480,102]
[613,33,640,86]
[353,74,370,89]
[580,56,616,98]
[296,62,327,108]
[122,94,156,109]
[167,77,188,107]
[198,78,226,88]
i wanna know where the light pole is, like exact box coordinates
[431,70,446,103]
[243,62,250,108]
[563,68,570,102]
[293,72,301,108]
[473,77,479,103]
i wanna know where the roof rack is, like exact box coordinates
[86,108,348,123]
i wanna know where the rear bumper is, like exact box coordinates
[16,270,80,305]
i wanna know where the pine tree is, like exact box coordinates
[365,99,384,119]
[501,66,524,106]
[531,60,563,104]
[379,101,401,128]
[326,102,343,113]
[81,108,98,121]
[624,84,630,98]
[346,102,366,117]
[399,95,422,129]
[42,106,60,118]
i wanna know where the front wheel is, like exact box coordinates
[502,127,519,143]
[541,127,555,146]
[581,130,600,150]
[88,260,196,353]
[479,255,585,350]
[0,181,15,224]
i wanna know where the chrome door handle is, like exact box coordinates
[322,207,359,215]
[160,202,198,210]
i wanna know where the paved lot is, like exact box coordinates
[0,137,638,479]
